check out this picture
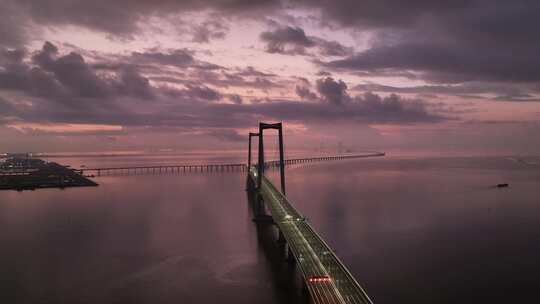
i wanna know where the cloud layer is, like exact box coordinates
[1,0,539,152]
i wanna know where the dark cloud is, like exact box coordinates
[353,82,540,99]
[316,77,350,105]
[235,66,277,78]
[311,38,353,57]
[260,24,353,57]
[316,1,540,84]
[191,20,229,43]
[183,84,221,101]
[0,1,30,48]
[7,0,281,40]
[149,68,284,91]
[1,41,157,113]
[295,86,317,100]
[0,92,444,134]
[260,25,315,55]
[205,129,244,142]
[316,71,332,77]
[492,94,540,102]
[0,48,26,65]
[323,40,540,83]
[117,66,154,100]
[306,0,471,29]
[33,46,111,98]
[4,0,539,88]
[0,96,17,116]
[1,45,444,131]
[353,92,439,122]
[131,50,195,68]
[220,93,444,125]
[228,94,243,104]
[295,78,317,100]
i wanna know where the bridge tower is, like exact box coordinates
[257,122,286,195]
[251,122,291,261]
[248,132,259,168]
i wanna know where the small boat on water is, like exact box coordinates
[496,183,509,188]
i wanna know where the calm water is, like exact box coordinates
[1,154,539,303]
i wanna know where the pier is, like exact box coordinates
[0,157,98,191]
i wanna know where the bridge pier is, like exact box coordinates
[277,229,286,243]
[284,243,295,264]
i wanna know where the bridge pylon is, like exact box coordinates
[256,122,286,195]
[248,132,259,169]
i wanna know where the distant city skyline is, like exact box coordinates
[1,0,539,154]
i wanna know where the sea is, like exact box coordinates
[1,151,539,304]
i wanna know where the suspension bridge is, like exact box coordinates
[247,122,380,304]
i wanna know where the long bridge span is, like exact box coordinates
[247,122,378,304]
[78,152,384,176]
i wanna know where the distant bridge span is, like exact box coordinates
[78,153,384,176]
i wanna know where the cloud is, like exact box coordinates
[316,77,350,105]
[183,84,221,101]
[131,49,195,68]
[205,129,244,142]
[295,78,317,100]
[353,82,540,100]
[235,66,277,78]
[117,66,155,100]
[295,85,317,101]
[311,38,353,57]
[223,93,444,124]
[147,67,284,92]
[323,40,540,83]
[6,0,281,40]
[492,94,540,102]
[0,41,164,125]
[228,94,243,104]
[0,2,30,48]
[191,20,229,43]
[4,0,538,89]
[1,44,445,132]
[260,24,353,57]
[32,44,112,98]
[260,25,315,55]
[314,0,540,85]
[307,1,471,29]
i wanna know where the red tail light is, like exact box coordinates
[308,275,331,283]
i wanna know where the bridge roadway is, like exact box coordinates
[80,163,246,176]
[80,152,385,176]
[250,168,374,304]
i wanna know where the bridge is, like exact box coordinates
[78,153,384,176]
[247,122,379,304]
[79,163,247,176]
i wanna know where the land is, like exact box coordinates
[0,155,98,191]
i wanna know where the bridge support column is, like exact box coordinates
[251,194,274,224]
[278,229,286,243]
[284,243,295,264]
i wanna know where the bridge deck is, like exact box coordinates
[80,153,385,176]
[250,168,373,304]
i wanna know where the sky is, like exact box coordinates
[0,0,539,154]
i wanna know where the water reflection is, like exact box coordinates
[269,155,540,304]
[0,172,301,304]
[1,154,539,303]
